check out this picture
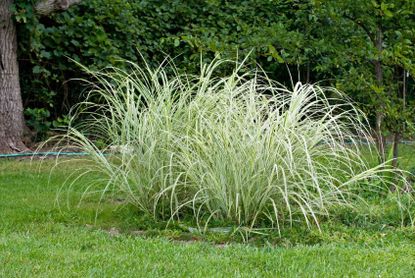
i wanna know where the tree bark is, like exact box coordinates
[35,0,81,15]
[392,132,399,169]
[374,26,385,164]
[0,0,81,153]
[374,60,385,164]
[0,0,27,153]
[392,69,408,169]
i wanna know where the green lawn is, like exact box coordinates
[1,150,415,277]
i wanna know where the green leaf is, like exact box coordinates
[32,66,42,74]
[40,50,52,59]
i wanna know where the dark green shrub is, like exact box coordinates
[14,0,310,136]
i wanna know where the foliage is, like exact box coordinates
[50,58,412,233]
[24,107,51,140]
[309,0,415,137]
[14,0,196,134]
[12,0,415,141]
[10,1,313,130]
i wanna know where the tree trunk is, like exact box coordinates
[306,61,310,84]
[0,0,27,153]
[392,132,400,169]
[374,26,385,163]
[0,0,82,153]
[374,61,385,163]
[392,69,408,170]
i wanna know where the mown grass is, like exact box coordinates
[1,146,415,277]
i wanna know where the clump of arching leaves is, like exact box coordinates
[52,57,413,236]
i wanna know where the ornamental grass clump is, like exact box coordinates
[62,58,406,231]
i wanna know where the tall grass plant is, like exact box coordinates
[56,57,411,232]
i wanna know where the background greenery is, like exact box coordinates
[12,0,415,141]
